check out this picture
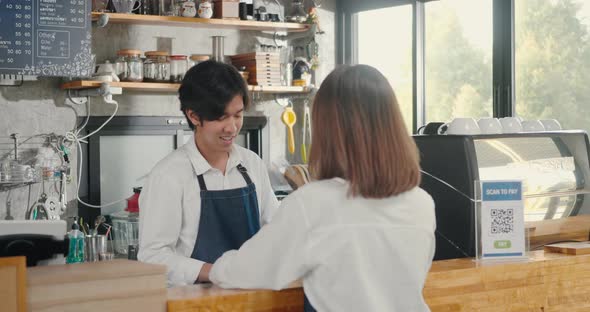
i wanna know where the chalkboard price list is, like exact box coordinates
[0,0,34,69]
[37,30,69,58]
[39,0,86,28]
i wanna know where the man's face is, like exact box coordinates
[189,95,244,154]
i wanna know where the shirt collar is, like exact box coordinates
[184,139,243,176]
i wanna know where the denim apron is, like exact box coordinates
[190,164,316,311]
[190,164,261,264]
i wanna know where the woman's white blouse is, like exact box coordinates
[210,178,436,312]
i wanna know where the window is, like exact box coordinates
[515,0,590,132]
[424,0,493,122]
[357,4,413,130]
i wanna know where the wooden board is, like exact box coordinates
[60,81,309,94]
[165,251,590,312]
[61,80,180,92]
[0,257,27,312]
[91,13,310,32]
[28,260,167,312]
[233,63,280,70]
[526,215,590,250]
[544,241,590,255]
[168,281,304,312]
[229,52,280,61]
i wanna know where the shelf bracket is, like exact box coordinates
[271,24,317,43]
[69,82,123,104]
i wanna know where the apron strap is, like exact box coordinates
[196,164,253,191]
[236,164,254,185]
[197,174,207,191]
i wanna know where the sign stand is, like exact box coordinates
[475,180,529,262]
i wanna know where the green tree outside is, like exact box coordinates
[515,0,590,132]
[425,4,492,122]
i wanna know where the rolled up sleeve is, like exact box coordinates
[138,167,203,286]
[210,193,310,290]
[258,162,279,225]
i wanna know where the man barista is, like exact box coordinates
[138,61,279,285]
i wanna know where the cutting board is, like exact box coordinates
[27,259,167,312]
[0,257,27,312]
[544,241,590,255]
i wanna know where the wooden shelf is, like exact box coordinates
[92,12,311,33]
[61,80,310,94]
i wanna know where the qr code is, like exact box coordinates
[490,208,514,234]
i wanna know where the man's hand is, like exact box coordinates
[197,263,213,283]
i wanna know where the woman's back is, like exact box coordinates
[296,178,435,311]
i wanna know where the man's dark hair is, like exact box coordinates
[179,60,250,130]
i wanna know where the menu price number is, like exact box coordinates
[69,8,85,15]
[69,17,84,24]
[6,48,31,55]
[15,31,32,38]
[3,3,32,11]
[14,22,32,28]
[14,13,32,19]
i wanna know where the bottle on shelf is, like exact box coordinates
[66,217,85,264]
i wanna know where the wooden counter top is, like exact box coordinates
[28,260,167,312]
[167,251,590,311]
[425,251,590,311]
[167,281,303,312]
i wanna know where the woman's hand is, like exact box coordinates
[197,263,213,283]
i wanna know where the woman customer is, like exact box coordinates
[205,64,436,311]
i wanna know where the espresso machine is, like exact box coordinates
[0,220,68,266]
[414,131,590,260]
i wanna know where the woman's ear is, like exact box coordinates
[186,109,201,127]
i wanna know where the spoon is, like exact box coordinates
[281,107,297,154]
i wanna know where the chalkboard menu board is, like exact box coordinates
[0,0,92,77]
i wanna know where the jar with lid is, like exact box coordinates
[144,51,170,82]
[198,0,213,18]
[175,0,197,17]
[116,49,144,82]
[286,0,307,23]
[111,187,141,257]
[187,54,210,69]
[169,55,188,82]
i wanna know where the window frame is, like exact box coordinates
[338,0,515,133]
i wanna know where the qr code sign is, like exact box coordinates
[490,208,514,234]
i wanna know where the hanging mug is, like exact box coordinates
[198,1,213,19]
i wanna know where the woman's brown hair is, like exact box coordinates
[308,64,421,198]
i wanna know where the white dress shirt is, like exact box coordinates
[138,140,279,286]
[210,178,436,312]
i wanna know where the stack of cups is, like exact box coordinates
[85,235,114,262]
[437,117,562,135]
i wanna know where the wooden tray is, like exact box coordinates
[544,241,590,255]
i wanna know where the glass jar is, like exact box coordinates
[159,0,175,15]
[198,0,213,19]
[286,0,307,23]
[176,0,197,17]
[187,54,209,69]
[114,53,127,80]
[116,49,144,82]
[169,55,188,82]
[111,210,139,256]
[144,51,170,82]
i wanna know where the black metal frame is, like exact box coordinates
[338,0,515,132]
